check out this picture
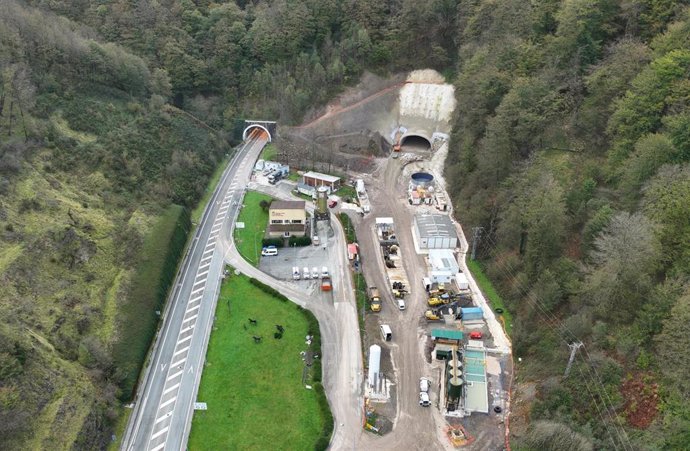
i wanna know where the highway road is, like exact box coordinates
[120,133,268,451]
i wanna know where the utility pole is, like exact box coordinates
[564,341,584,378]
[470,227,483,260]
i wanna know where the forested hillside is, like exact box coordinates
[2,0,689,449]
[446,1,690,449]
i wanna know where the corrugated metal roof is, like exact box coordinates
[431,328,464,340]
[303,171,341,183]
[414,214,458,240]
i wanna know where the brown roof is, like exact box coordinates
[269,224,306,232]
[270,200,306,210]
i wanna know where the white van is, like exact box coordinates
[311,267,319,279]
[292,267,300,280]
[312,235,320,246]
[303,267,310,279]
[321,266,329,279]
[261,246,278,257]
[419,377,430,393]
[380,324,392,341]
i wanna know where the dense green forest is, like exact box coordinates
[446,0,690,449]
[1,0,689,449]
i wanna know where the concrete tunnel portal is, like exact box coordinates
[400,134,431,151]
[242,124,272,142]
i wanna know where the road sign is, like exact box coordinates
[194,403,207,410]
[236,222,245,229]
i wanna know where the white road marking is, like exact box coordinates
[173,345,190,357]
[180,325,194,335]
[171,358,186,368]
[198,263,210,272]
[209,232,219,239]
[155,413,171,424]
[160,363,167,372]
[205,242,215,250]
[183,313,198,324]
[163,383,180,395]
[186,306,200,317]
[200,256,212,265]
[190,287,204,297]
[159,396,177,409]
[176,335,192,346]
[166,370,184,381]
[189,293,203,303]
[196,269,209,279]
[192,281,205,290]
[150,442,166,451]
[202,249,213,258]
[150,426,169,440]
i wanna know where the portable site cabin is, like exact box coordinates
[461,307,483,321]
[431,328,464,346]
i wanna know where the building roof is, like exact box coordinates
[270,200,306,210]
[428,249,457,271]
[414,214,458,240]
[347,243,359,255]
[269,224,306,232]
[302,171,341,183]
[431,328,464,341]
[464,348,489,413]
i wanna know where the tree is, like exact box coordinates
[655,288,690,398]
[584,212,661,322]
[642,164,690,273]
[618,133,676,200]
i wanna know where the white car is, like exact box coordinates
[419,392,430,407]
[397,298,406,310]
[321,266,329,279]
[303,267,310,279]
[292,267,300,280]
[311,267,319,279]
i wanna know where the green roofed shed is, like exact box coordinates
[431,329,464,343]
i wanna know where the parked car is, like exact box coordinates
[469,331,483,340]
[292,267,300,280]
[312,235,320,246]
[311,267,319,279]
[419,392,430,407]
[321,266,329,279]
[261,246,278,256]
[397,298,406,310]
[303,267,310,279]
[328,199,338,208]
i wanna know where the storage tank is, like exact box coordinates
[315,186,329,220]
[448,367,463,378]
[410,172,434,188]
[367,345,382,387]
[448,375,463,399]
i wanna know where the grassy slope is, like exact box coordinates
[191,154,230,224]
[188,274,324,450]
[234,191,274,266]
[466,260,513,335]
[112,204,190,400]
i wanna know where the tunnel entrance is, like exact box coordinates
[400,134,431,152]
[242,124,272,142]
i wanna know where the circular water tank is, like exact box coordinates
[447,359,462,371]
[410,172,434,188]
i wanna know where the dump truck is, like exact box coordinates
[369,287,381,312]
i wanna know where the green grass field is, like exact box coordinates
[191,155,231,224]
[234,191,274,266]
[466,259,513,335]
[260,143,278,161]
[188,274,325,451]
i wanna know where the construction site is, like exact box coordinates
[260,69,512,450]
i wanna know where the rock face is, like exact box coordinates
[280,69,455,173]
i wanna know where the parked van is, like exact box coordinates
[261,246,278,257]
[321,266,329,279]
[419,377,430,393]
[312,235,320,246]
[311,267,319,279]
[380,324,392,341]
[292,267,300,280]
[303,267,310,279]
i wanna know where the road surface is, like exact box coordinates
[121,134,267,451]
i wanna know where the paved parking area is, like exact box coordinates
[259,222,336,281]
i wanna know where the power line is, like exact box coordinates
[472,232,633,450]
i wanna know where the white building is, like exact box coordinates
[428,249,459,284]
[413,214,458,250]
